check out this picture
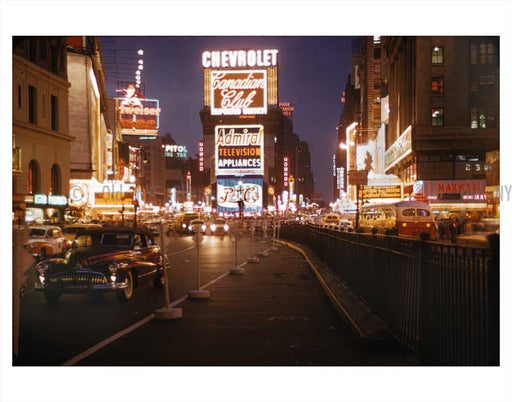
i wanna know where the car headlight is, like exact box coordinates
[211,224,217,232]
[182,223,186,228]
[188,225,192,231]
[224,224,229,231]
[202,225,206,231]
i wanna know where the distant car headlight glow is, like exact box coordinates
[224,224,229,231]
[110,275,117,282]
[202,225,206,231]
[182,223,186,228]
[211,224,217,232]
[188,225,192,231]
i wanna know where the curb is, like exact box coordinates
[276,239,389,340]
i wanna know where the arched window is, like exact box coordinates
[28,160,40,194]
[50,164,61,195]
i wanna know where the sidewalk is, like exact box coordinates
[76,243,418,366]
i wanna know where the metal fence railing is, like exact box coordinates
[279,223,499,366]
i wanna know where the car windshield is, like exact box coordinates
[29,229,46,237]
[190,220,204,225]
[101,233,133,247]
[213,219,225,224]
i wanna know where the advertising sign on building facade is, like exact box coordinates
[210,70,267,115]
[215,125,264,176]
[116,84,161,135]
[384,125,412,172]
[164,144,187,158]
[217,177,263,213]
[359,185,402,200]
[413,179,486,203]
[283,156,290,187]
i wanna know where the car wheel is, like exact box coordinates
[153,275,164,288]
[44,290,61,303]
[118,271,134,301]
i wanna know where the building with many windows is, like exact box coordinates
[12,37,71,223]
[381,36,499,217]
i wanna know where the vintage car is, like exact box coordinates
[35,227,167,303]
[184,219,207,235]
[209,218,229,235]
[24,225,68,259]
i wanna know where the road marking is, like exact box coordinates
[167,245,195,256]
[62,256,253,366]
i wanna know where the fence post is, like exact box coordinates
[487,233,499,365]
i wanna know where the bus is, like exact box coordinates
[360,201,437,239]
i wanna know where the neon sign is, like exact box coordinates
[198,141,205,172]
[202,49,278,69]
[283,156,289,187]
[215,125,264,176]
[210,70,267,115]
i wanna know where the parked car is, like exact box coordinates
[210,218,229,235]
[35,227,167,303]
[24,225,68,259]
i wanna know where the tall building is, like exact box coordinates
[199,48,313,213]
[381,36,499,217]
[12,37,71,223]
[67,36,109,183]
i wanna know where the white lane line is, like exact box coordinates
[62,253,256,365]
[167,245,195,256]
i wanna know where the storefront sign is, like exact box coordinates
[217,177,263,212]
[210,70,267,115]
[413,179,486,203]
[202,49,278,69]
[359,185,402,199]
[34,194,67,206]
[215,125,264,176]
[164,144,187,158]
[385,125,412,171]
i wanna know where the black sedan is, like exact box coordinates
[35,228,167,303]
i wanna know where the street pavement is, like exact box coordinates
[77,244,418,366]
[15,232,262,365]
[16,230,418,366]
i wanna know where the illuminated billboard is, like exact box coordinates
[215,125,264,176]
[116,84,161,135]
[210,70,267,115]
[217,177,263,213]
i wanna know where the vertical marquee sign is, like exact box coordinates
[198,141,205,172]
[283,156,290,187]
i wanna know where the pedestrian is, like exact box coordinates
[451,219,457,244]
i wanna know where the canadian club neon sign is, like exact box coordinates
[210,70,267,115]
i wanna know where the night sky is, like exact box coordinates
[100,36,354,199]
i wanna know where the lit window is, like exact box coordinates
[431,108,444,126]
[432,46,444,65]
[431,77,444,95]
[479,114,486,128]
[471,108,478,129]
[479,43,494,64]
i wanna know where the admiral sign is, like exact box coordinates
[210,70,267,115]
[215,125,264,176]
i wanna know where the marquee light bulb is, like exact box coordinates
[137,49,144,55]
[138,65,143,70]
[136,70,141,75]
[138,59,144,64]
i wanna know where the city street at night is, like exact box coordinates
[3,2,512,402]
